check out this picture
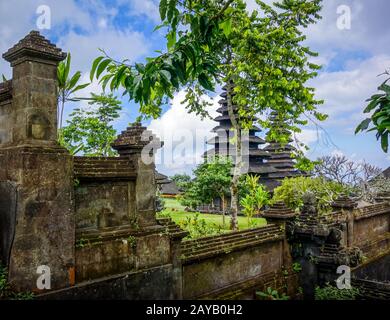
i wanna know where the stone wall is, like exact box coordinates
[181,224,298,299]
[0,31,185,297]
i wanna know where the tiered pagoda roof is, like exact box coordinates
[264,111,302,180]
[203,84,279,187]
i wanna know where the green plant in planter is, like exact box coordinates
[256,287,289,301]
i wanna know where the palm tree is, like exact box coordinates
[57,53,89,128]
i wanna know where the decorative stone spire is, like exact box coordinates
[112,122,163,157]
[3,30,66,65]
[263,201,296,219]
[331,195,358,210]
[263,201,296,226]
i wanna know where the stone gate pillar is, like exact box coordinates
[0,31,75,292]
[112,123,162,227]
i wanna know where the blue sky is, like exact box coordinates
[1,0,390,176]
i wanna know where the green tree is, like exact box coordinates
[59,93,122,156]
[356,72,390,152]
[90,0,326,229]
[240,175,269,227]
[57,53,90,128]
[170,173,192,192]
[183,156,232,226]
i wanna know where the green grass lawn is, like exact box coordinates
[160,197,267,232]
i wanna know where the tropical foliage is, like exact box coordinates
[272,176,348,213]
[57,53,90,128]
[240,175,269,227]
[59,93,121,156]
[170,173,192,192]
[315,284,360,300]
[356,74,390,152]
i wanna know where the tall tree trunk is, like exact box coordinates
[226,80,241,231]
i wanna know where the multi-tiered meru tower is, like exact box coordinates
[203,85,279,190]
[263,111,303,188]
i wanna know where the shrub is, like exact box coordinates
[179,213,222,239]
[0,263,34,300]
[240,175,269,226]
[256,287,289,300]
[272,177,348,214]
[315,283,360,300]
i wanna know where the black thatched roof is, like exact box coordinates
[382,167,390,178]
[161,181,181,195]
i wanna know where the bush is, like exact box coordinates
[256,287,289,300]
[315,283,360,300]
[0,263,34,300]
[240,175,269,226]
[179,213,222,239]
[272,177,348,214]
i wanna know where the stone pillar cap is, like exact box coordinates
[2,30,66,64]
[263,201,296,219]
[332,195,358,210]
[112,123,163,154]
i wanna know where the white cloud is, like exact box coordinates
[117,0,161,24]
[311,54,390,128]
[58,28,150,74]
[149,90,219,175]
[296,129,321,146]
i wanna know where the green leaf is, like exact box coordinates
[167,30,176,51]
[69,83,90,95]
[363,96,381,113]
[172,59,185,83]
[64,53,71,84]
[355,118,371,134]
[167,0,176,23]
[96,59,112,79]
[381,132,389,153]
[90,56,105,81]
[67,72,82,91]
[198,73,214,91]
[114,65,128,88]
[159,70,171,83]
[219,18,232,37]
[159,0,168,20]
